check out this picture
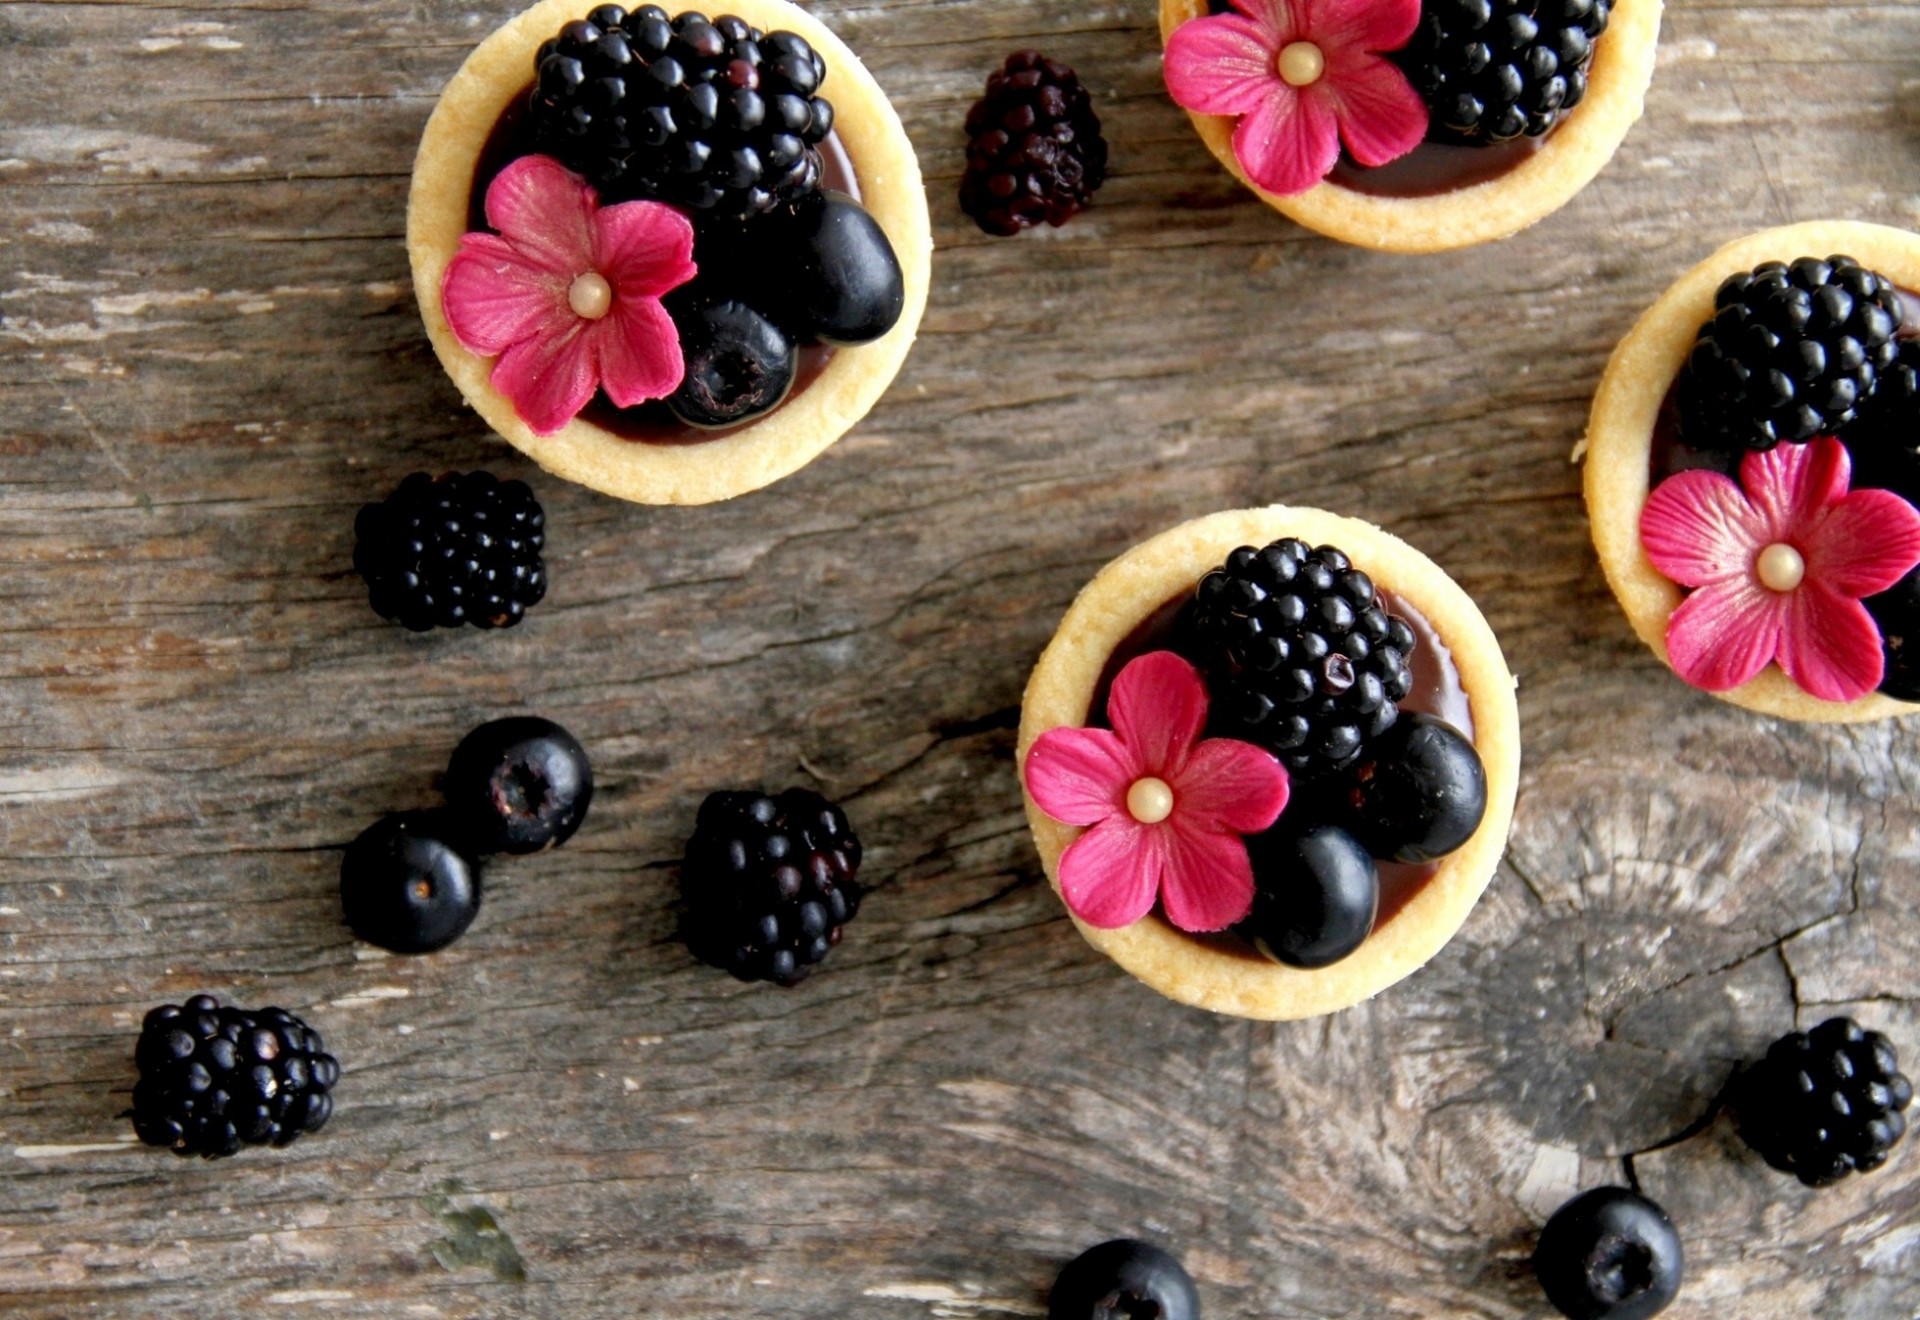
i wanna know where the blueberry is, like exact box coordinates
[443,717,593,856]
[665,296,797,428]
[1047,1239,1199,1320]
[754,190,904,345]
[340,812,480,954]
[1534,1187,1683,1320]
[1240,824,1378,968]
[1339,712,1487,863]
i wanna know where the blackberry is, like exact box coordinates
[1839,336,1920,490]
[1175,540,1416,777]
[1676,256,1904,452]
[1398,0,1611,144]
[131,995,339,1159]
[354,472,546,632]
[681,789,862,986]
[1733,1017,1912,1187]
[960,51,1108,236]
[528,5,833,221]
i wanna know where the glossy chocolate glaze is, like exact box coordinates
[465,85,861,445]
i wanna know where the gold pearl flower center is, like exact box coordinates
[1277,41,1326,87]
[1756,542,1806,593]
[568,271,614,320]
[1126,777,1175,824]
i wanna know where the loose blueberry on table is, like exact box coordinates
[1733,1017,1912,1187]
[1048,1239,1200,1320]
[354,471,547,632]
[340,811,484,954]
[959,51,1109,236]
[1533,1187,1682,1320]
[443,716,595,856]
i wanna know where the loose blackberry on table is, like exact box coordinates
[1398,0,1612,145]
[353,471,546,632]
[960,51,1107,236]
[1733,1016,1912,1187]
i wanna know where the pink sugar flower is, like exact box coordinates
[442,154,696,436]
[1024,650,1290,932]
[1163,0,1428,197]
[1640,437,1920,702]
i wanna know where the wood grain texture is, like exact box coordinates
[2,0,1918,1316]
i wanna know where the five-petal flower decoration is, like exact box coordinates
[1023,650,1290,932]
[1163,0,1428,197]
[442,154,697,436]
[1640,437,1920,702]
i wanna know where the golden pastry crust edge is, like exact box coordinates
[407,0,932,506]
[1016,506,1521,1020]
[1156,0,1662,253]
[1583,219,1920,724]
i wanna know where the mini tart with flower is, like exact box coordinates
[408,0,932,505]
[1157,0,1661,253]
[1017,506,1520,1020]
[1584,221,1920,721]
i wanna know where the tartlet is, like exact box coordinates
[1156,0,1662,253]
[1584,220,1920,723]
[1017,506,1521,1020]
[408,0,932,505]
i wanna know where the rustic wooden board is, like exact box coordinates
[2,0,1918,1315]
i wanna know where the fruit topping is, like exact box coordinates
[527,5,833,221]
[1175,540,1416,777]
[1398,0,1611,145]
[444,716,594,856]
[1733,1017,1912,1187]
[1241,822,1379,967]
[1334,712,1486,862]
[753,190,905,345]
[354,471,549,633]
[1676,256,1903,453]
[665,295,798,427]
[1865,568,1920,701]
[1533,1187,1682,1320]
[960,51,1108,236]
[681,789,863,986]
[132,995,340,1159]
[1047,1239,1200,1320]
[340,811,483,954]
[1024,651,1290,932]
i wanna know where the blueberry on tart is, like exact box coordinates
[1017,506,1519,1020]
[408,0,932,505]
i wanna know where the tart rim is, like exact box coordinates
[1016,505,1522,1021]
[1583,219,1920,724]
[406,0,933,506]
[1155,0,1663,254]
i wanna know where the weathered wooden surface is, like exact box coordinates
[2,0,1919,1315]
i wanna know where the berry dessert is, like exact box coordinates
[1018,507,1519,1020]
[1732,1017,1912,1188]
[131,995,340,1159]
[1048,1239,1200,1320]
[443,716,595,855]
[354,471,547,632]
[408,0,932,505]
[1584,221,1920,721]
[960,51,1109,237]
[1157,0,1662,252]
[680,788,862,986]
[1532,1187,1682,1320]
[340,811,483,954]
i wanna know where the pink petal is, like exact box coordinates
[1664,576,1787,692]
[1641,468,1770,588]
[489,319,599,436]
[1319,52,1428,167]
[441,233,570,356]
[1170,737,1289,835]
[1058,817,1162,929]
[1742,438,1848,541]
[1025,726,1136,828]
[1806,487,1920,598]
[1232,82,1340,195]
[1157,822,1256,932]
[594,199,698,298]
[1226,0,1298,44]
[484,155,597,277]
[1776,582,1886,702]
[1107,651,1208,780]
[1165,13,1283,117]
[591,295,685,408]
[1306,0,1422,57]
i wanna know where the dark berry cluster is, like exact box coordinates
[529,5,832,220]
[681,789,862,986]
[1398,0,1611,144]
[1734,1016,1912,1187]
[960,51,1108,236]
[132,996,339,1159]
[353,471,546,633]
